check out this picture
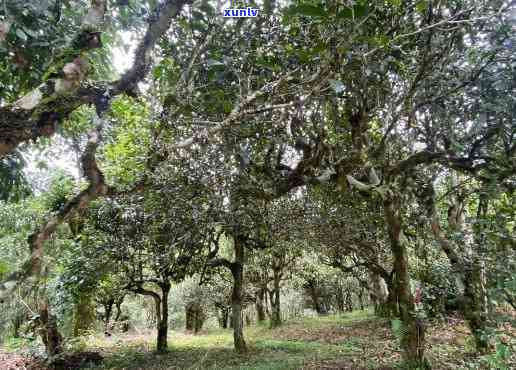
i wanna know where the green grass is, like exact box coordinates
[87,310,375,370]
[68,308,513,369]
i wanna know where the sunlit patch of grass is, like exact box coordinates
[2,337,32,352]
[280,308,375,330]
[84,308,501,369]
[87,321,358,370]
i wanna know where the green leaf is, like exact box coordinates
[207,59,224,67]
[388,0,402,7]
[23,28,39,38]
[337,5,367,19]
[416,0,428,14]
[15,28,28,41]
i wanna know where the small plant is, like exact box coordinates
[482,340,512,370]
[3,336,29,351]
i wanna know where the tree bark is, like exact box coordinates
[464,194,490,352]
[463,263,490,352]
[194,310,205,334]
[134,284,169,353]
[345,289,353,312]
[231,240,247,353]
[73,293,96,337]
[428,182,491,352]
[114,297,123,322]
[307,281,325,315]
[157,282,170,352]
[336,285,345,313]
[270,269,282,328]
[38,301,63,357]
[102,299,114,332]
[218,306,229,328]
[185,304,194,331]
[384,199,430,369]
[255,288,266,322]
[0,0,187,159]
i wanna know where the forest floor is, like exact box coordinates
[1,309,514,369]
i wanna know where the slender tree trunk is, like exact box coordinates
[255,288,266,322]
[73,293,96,337]
[270,269,282,328]
[185,303,195,331]
[219,307,229,328]
[114,295,124,322]
[358,288,365,311]
[336,286,345,313]
[464,194,491,352]
[157,283,170,353]
[463,263,490,352]
[385,199,429,369]
[103,299,114,333]
[231,241,247,353]
[345,289,353,312]
[308,282,325,315]
[194,309,205,334]
[428,182,491,353]
[264,288,271,318]
[38,300,62,357]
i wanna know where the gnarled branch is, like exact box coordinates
[0,0,187,159]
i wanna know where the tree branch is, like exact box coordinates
[0,0,187,159]
[0,115,111,300]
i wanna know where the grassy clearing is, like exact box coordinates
[86,310,377,370]
[3,309,513,369]
[84,309,516,370]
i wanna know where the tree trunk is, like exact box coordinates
[102,299,114,333]
[231,241,247,353]
[358,288,365,311]
[345,289,353,312]
[73,293,96,337]
[157,283,170,353]
[218,307,229,328]
[255,288,266,322]
[463,263,490,352]
[194,309,205,334]
[185,304,194,331]
[385,199,430,369]
[270,270,282,328]
[308,282,325,315]
[464,193,491,352]
[114,295,124,322]
[428,182,491,353]
[264,288,271,318]
[336,286,345,313]
[38,301,62,357]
